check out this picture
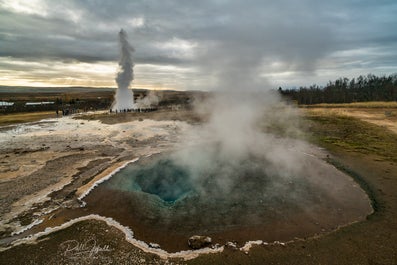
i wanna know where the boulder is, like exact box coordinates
[188,235,212,249]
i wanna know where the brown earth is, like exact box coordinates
[188,151,397,265]
[0,105,396,264]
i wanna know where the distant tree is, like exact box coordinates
[279,73,397,104]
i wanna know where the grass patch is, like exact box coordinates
[305,112,397,162]
[0,111,57,126]
[302,101,397,109]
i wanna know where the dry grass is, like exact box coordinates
[302,101,397,108]
[0,111,57,126]
[306,106,397,135]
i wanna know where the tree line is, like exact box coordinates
[279,73,397,104]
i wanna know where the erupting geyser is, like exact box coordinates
[112,29,135,111]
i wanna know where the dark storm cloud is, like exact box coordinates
[0,0,396,88]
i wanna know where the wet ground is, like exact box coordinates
[0,108,396,264]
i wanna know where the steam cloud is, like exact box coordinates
[112,29,135,111]
[102,29,371,233]
[134,91,160,109]
[172,90,306,198]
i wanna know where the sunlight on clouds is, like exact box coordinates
[0,1,396,89]
[58,62,116,75]
[128,17,145,28]
[136,64,198,90]
[0,57,115,87]
[0,0,48,16]
[64,9,83,23]
[330,47,382,58]
[154,38,197,59]
[0,57,190,90]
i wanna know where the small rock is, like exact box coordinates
[149,243,160,249]
[188,235,212,249]
[226,242,237,249]
[10,165,20,171]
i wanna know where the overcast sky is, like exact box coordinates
[0,0,396,90]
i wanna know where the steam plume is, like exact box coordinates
[112,29,135,111]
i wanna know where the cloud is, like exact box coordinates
[0,0,396,88]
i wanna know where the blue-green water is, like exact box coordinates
[112,159,194,203]
[94,152,324,233]
[83,147,372,249]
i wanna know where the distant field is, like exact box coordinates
[0,111,57,126]
[303,101,397,108]
[306,103,397,136]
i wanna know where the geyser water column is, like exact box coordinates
[112,29,135,111]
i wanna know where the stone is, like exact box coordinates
[148,243,160,249]
[188,235,212,249]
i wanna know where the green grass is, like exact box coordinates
[305,113,397,162]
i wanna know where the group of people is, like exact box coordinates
[110,107,158,114]
[56,108,78,116]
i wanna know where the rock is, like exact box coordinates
[226,241,237,249]
[188,235,212,249]
[9,165,20,172]
[148,243,160,249]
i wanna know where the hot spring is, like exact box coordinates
[82,142,372,251]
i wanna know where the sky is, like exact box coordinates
[0,0,396,90]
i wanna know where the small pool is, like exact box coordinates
[82,144,373,251]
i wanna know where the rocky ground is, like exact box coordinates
[0,107,396,264]
[0,111,192,243]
